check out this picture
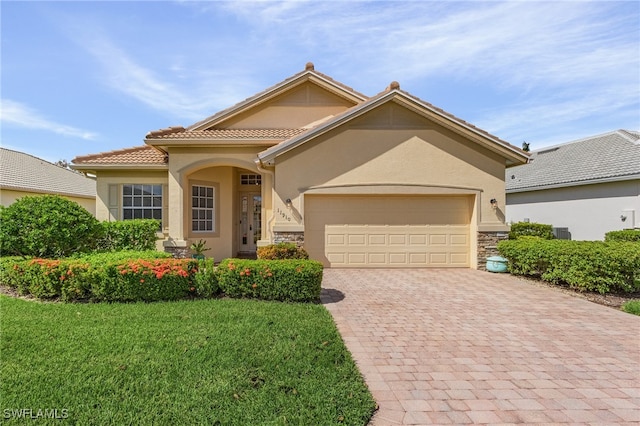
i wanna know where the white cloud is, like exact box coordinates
[0,99,98,140]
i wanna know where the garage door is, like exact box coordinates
[304,195,471,267]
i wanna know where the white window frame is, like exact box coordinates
[122,184,163,223]
[191,183,218,234]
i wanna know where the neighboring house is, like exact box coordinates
[506,130,640,241]
[72,63,528,268]
[0,148,96,214]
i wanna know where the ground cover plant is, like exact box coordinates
[621,300,640,316]
[0,296,376,425]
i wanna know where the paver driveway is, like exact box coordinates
[321,269,640,425]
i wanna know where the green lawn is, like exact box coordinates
[0,296,375,425]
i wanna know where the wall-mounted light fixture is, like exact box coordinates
[285,198,292,207]
[490,198,498,209]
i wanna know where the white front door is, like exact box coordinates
[239,193,262,253]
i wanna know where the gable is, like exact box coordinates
[257,88,529,167]
[218,81,357,129]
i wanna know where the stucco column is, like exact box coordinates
[163,166,188,255]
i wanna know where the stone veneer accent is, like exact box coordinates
[164,246,190,259]
[274,231,305,247]
[477,231,509,270]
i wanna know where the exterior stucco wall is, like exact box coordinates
[222,82,355,129]
[165,147,266,259]
[273,114,508,232]
[0,188,96,215]
[506,180,640,240]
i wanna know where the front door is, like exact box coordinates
[239,193,261,254]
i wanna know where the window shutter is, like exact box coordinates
[108,184,119,221]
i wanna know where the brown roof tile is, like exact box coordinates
[146,128,306,140]
[72,145,167,165]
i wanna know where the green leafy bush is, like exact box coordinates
[509,221,554,240]
[498,239,640,294]
[97,219,160,251]
[91,258,197,302]
[0,252,198,302]
[0,195,102,258]
[605,229,640,242]
[192,258,219,298]
[218,259,323,302]
[621,300,640,316]
[257,242,309,260]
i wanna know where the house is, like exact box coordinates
[505,130,640,240]
[72,63,529,268]
[0,147,96,214]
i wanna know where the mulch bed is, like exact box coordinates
[516,276,640,309]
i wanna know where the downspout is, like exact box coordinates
[255,158,276,243]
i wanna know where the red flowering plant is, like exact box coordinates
[92,258,197,302]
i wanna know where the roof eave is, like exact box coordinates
[0,184,95,199]
[258,90,529,166]
[71,164,169,172]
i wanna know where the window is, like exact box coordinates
[122,184,162,222]
[192,185,215,232]
[240,174,261,185]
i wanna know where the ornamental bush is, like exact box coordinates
[498,239,640,294]
[0,252,198,302]
[605,229,640,243]
[508,222,554,240]
[218,258,323,302]
[0,195,102,258]
[97,219,160,251]
[257,242,309,260]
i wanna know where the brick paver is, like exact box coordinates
[321,269,640,425]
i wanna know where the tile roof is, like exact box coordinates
[146,128,306,140]
[506,130,640,192]
[72,145,167,165]
[1,148,96,198]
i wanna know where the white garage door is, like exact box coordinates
[305,195,471,267]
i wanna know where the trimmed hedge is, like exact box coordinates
[605,229,640,243]
[218,258,323,302]
[257,243,309,260]
[0,252,199,302]
[97,219,160,251]
[509,222,554,240]
[497,239,640,294]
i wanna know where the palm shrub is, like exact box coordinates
[0,195,102,258]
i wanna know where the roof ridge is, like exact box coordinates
[531,129,636,153]
[617,129,640,144]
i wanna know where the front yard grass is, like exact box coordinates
[0,295,375,425]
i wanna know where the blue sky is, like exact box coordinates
[2,1,639,164]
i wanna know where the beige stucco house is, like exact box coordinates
[72,63,528,268]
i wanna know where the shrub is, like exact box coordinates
[192,258,219,298]
[498,239,640,294]
[90,258,197,302]
[97,220,160,251]
[509,222,554,240]
[0,252,198,302]
[257,243,309,260]
[605,229,640,243]
[0,195,102,258]
[621,300,640,316]
[217,258,322,302]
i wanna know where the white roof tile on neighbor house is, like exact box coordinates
[506,130,640,192]
[1,148,96,198]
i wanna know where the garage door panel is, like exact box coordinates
[305,195,471,268]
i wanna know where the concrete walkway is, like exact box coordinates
[321,269,640,425]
